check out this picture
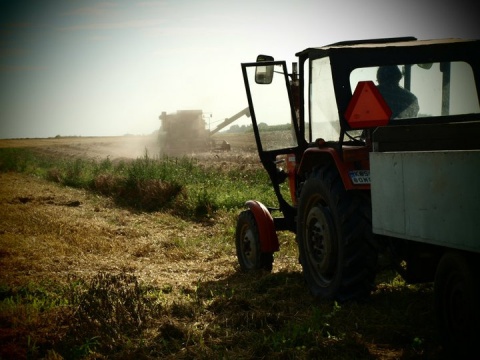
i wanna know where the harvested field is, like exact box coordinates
[0,135,442,359]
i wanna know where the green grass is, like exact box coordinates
[0,148,275,219]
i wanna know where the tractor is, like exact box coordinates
[235,37,480,354]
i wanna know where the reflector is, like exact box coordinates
[344,81,392,128]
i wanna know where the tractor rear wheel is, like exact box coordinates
[297,164,377,302]
[235,210,273,272]
[434,251,480,357]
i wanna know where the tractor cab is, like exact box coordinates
[240,37,480,233]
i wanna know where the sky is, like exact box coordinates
[1,0,479,139]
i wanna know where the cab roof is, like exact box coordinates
[295,37,479,60]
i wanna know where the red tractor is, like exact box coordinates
[235,37,480,354]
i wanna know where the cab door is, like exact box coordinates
[241,60,301,222]
[241,61,300,158]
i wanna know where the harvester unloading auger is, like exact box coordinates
[158,107,250,154]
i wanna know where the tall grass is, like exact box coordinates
[0,148,275,219]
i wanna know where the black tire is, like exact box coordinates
[297,164,377,302]
[434,251,480,356]
[235,210,273,272]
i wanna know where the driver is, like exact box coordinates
[377,66,419,119]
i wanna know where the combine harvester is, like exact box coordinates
[158,108,250,154]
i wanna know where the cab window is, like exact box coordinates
[310,57,340,141]
[349,62,480,120]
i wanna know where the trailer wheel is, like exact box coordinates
[434,251,480,356]
[235,210,273,272]
[297,164,377,302]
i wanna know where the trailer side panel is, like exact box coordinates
[371,150,480,252]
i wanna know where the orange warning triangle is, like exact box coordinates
[344,81,392,128]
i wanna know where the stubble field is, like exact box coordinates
[0,134,442,359]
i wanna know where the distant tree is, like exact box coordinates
[257,122,269,130]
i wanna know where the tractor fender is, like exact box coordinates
[245,200,279,253]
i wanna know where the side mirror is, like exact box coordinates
[255,54,274,84]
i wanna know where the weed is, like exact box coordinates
[193,188,218,218]
[0,148,34,172]
[0,148,275,219]
[63,272,160,357]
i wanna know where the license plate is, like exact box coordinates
[349,170,370,184]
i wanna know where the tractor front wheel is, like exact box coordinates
[235,210,273,272]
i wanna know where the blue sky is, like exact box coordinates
[1,0,479,138]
